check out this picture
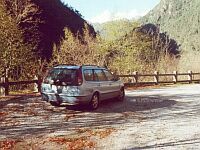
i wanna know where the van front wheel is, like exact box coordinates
[90,93,99,110]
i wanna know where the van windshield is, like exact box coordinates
[44,68,78,86]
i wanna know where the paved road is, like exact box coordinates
[1,84,200,149]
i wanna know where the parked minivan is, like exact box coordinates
[41,65,124,109]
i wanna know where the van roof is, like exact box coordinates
[54,65,80,69]
[53,64,103,69]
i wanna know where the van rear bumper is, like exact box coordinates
[41,93,90,105]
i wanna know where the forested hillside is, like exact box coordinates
[93,20,180,73]
[141,0,200,52]
[0,0,182,82]
[4,0,95,59]
[0,0,96,79]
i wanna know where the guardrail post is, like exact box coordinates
[4,77,9,96]
[173,71,178,84]
[154,71,159,84]
[34,75,42,93]
[188,70,192,84]
[0,77,5,96]
[38,76,42,93]
[133,71,138,84]
[34,75,38,92]
[3,68,9,96]
[38,78,42,93]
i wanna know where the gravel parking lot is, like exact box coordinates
[1,84,200,149]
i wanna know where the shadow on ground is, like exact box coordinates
[0,94,40,109]
[97,95,176,113]
[0,92,179,139]
[123,138,200,150]
[3,84,200,140]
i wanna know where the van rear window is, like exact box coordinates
[44,68,78,85]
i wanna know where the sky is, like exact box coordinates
[61,0,160,23]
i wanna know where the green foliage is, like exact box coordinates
[0,1,40,80]
[0,0,96,81]
[0,1,29,74]
[106,30,156,74]
[92,19,178,74]
[51,21,179,75]
[4,0,95,60]
[0,0,180,83]
[51,24,102,66]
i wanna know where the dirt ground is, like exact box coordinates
[1,84,200,149]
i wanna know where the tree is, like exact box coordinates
[0,0,35,79]
[51,24,101,66]
[105,23,180,74]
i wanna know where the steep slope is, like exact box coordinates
[5,0,95,59]
[93,19,139,41]
[141,0,200,52]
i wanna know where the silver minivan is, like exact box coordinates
[41,65,124,109]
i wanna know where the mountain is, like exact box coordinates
[4,0,95,59]
[141,0,200,52]
[93,19,139,41]
[93,19,179,55]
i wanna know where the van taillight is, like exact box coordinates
[77,68,83,85]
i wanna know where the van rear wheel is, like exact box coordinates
[50,101,61,107]
[118,88,125,101]
[90,93,99,110]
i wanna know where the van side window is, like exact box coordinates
[94,69,107,81]
[84,69,93,81]
[103,70,114,81]
[93,70,98,81]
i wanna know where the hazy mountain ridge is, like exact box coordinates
[141,0,200,52]
[93,19,139,41]
[93,19,179,55]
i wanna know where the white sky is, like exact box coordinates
[62,0,160,23]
